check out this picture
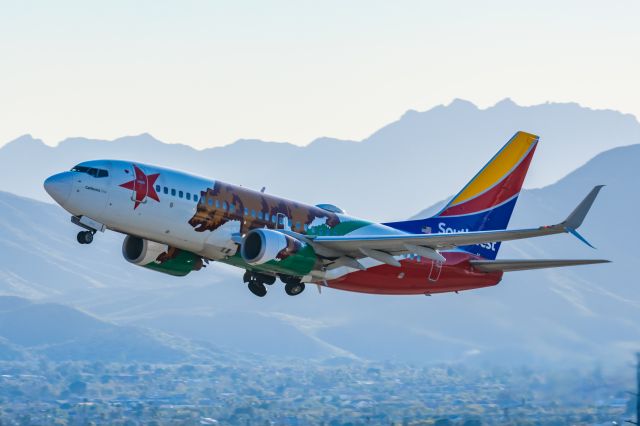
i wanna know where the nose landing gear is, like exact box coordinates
[71,216,104,245]
[76,230,94,245]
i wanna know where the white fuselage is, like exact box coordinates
[44,159,403,281]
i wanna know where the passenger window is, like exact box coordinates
[295,222,301,230]
[244,208,249,216]
[258,211,263,220]
[251,210,256,218]
[272,216,277,224]
[208,198,213,206]
[223,202,228,210]
[156,185,161,192]
[278,216,284,225]
[230,204,235,213]
[164,187,168,194]
[194,194,199,202]
[179,190,183,198]
[171,189,176,196]
[186,193,191,200]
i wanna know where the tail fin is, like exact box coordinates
[384,131,539,260]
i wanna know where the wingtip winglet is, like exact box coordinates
[565,226,596,249]
[562,185,605,230]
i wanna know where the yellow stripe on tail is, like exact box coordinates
[449,131,539,207]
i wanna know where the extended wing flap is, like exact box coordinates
[470,259,610,272]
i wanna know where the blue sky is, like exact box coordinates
[0,0,638,148]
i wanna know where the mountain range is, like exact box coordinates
[0,295,190,362]
[2,98,639,221]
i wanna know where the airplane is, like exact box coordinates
[43,131,609,297]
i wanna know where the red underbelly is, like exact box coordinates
[326,251,503,295]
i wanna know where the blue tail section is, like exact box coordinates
[383,197,519,259]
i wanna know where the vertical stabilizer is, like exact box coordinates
[384,131,539,259]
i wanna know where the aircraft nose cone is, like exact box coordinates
[44,173,72,205]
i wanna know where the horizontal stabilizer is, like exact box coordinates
[470,259,610,272]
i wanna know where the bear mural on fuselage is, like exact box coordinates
[188,181,343,236]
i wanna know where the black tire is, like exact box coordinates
[285,282,305,296]
[248,281,267,297]
[77,231,93,244]
[261,274,276,285]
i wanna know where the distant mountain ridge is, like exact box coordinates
[0,296,187,362]
[2,98,639,221]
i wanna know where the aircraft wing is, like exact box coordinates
[305,186,604,266]
[469,259,610,272]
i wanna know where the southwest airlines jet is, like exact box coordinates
[43,132,608,297]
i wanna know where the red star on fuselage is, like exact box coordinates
[119,164,160,209]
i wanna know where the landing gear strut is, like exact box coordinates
[76,231,94,245]
[72,216,102,245]
[244,271,275,297]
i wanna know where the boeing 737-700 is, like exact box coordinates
[43,131,609,297]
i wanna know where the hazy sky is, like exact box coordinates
[1,0,638,149]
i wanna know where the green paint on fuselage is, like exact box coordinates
[144,250,201,277]
[221,243,317,277]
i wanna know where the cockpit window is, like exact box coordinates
[71,165,109,178]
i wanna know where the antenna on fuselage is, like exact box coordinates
[260,187,266,193]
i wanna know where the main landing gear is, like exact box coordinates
[244,271,276,298]
[76,230,94,245]
[281,275,305,296]
[243,272,305,297]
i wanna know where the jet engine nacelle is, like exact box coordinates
[240,229,317,276]
[122,235,203,277]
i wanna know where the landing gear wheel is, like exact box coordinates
[76,231,94,244]
[244,271,276,286]
[285,282,305,296]
[261,274,276,286]
[248,281,267,297]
